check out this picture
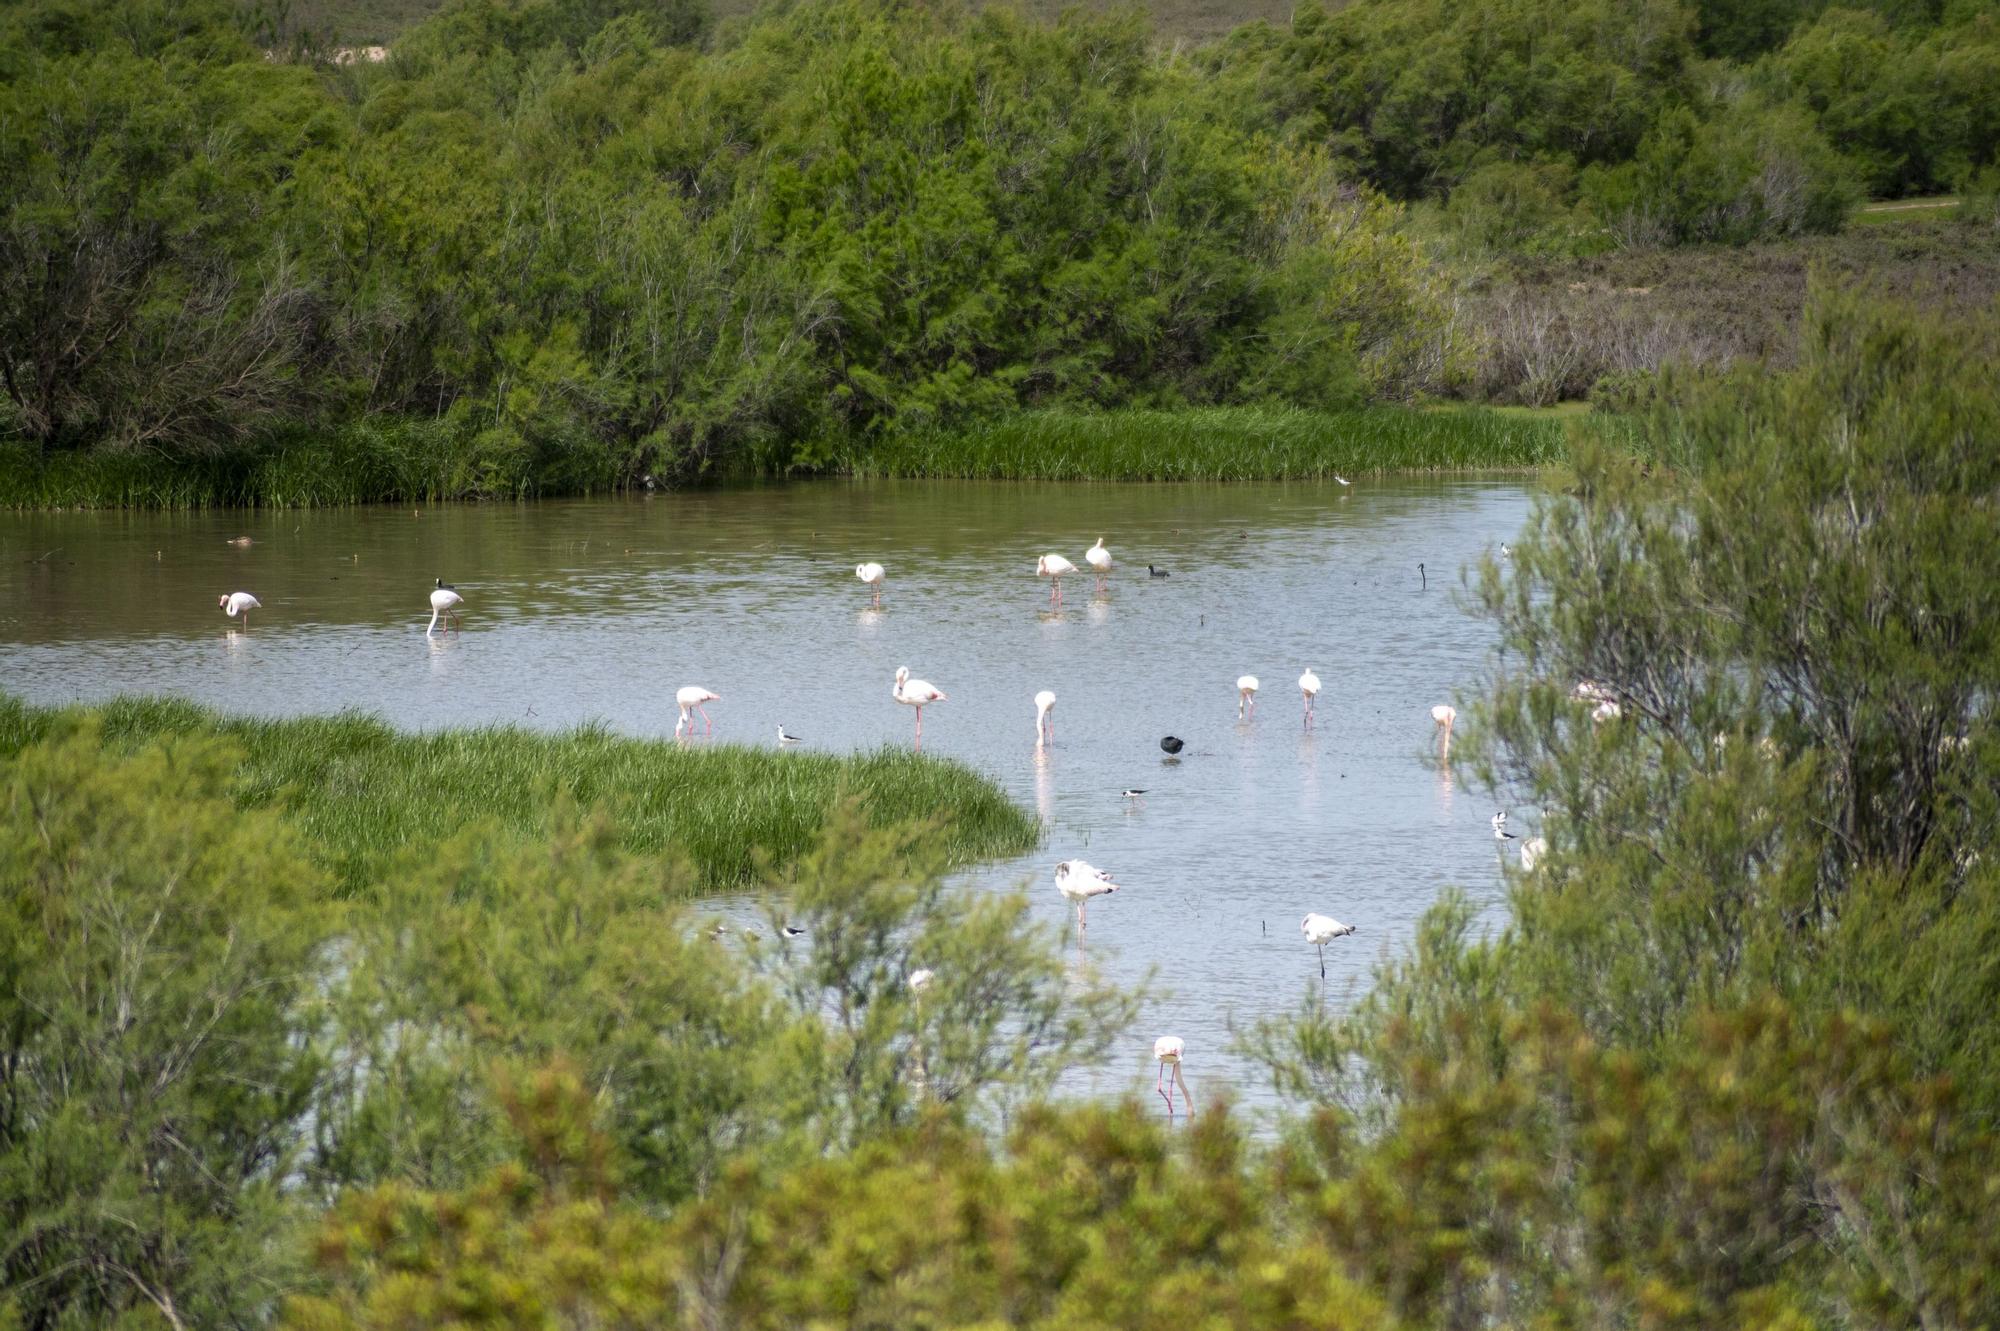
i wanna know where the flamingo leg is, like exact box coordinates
[700,705,713,735]
[1318,943,1327,979]
[1157,1064,1174,1117]
[1175,1064,1193,1117]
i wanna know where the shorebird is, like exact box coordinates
[777,725,804,745]
[1054,859,1118,933]
[1237,675,1260,719]
[1160,735,1185,755]
[1035,689,1056,744]
[1299,668,1321,725]
[218,591,261,628]
[1333,474,1351,487]
[1301,913,1357,978]
[780,925,806,939]
[427,578,463,635]
[1154,1036,1192,1119]
[1492,812,1518,842]
[675,686,721,736]
[1036,553,1076,604]
[894,666,947,749]
[1121,788,1149,799]
[1085,537,1113,588]
[855,561,885,605]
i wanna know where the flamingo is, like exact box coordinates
[1431,703,1456,753]
[1520,836,1547,872]
[855,561,885,605]
[1154,1036,1192,1118]
[1301,913,1357,978]
[1237,675,1260,719]
[1054,859,1117,933]
[1035,689,1056,745]
[1036,553,1076,604]
[908,968,935,994]
[218,592,261,628]
[894,666,947,749]
[427,579,463,635]
[675,685,720,736]
[1085,537,1113,588]
[1299,668,1321,725]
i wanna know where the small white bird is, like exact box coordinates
[1520,836,1547,872]
[1054,859,1118,933]
[893,666,947,749]
[777,725,803,745]
[1085,537,1113,587]
[675,685,721,736]
[855,561,885,605]
[217,591,261,628]
[1492,812,1518,842]
[1298,668,1321,725]
[908,968,935,994]
[1592,700,1623,724]
[1333,473,1351,487]
[1237,674,1260,719]
[1036,553,1076,604]
[427,579,463,635]
[1301,912,1357,978]
[1154,1035,1192,1119]
[1034,689,1057,745]
[780,924,806,939]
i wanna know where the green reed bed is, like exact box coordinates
[0,695,1039,894]
[849,405,1574,481]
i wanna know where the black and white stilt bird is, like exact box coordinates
[1492,812,1518,842]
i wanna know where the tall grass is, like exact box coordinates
[0,695,1040,894]
[0,418,625,510]
[848,406,1572,481]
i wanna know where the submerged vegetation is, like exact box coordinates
[4,0,1996,502]
[0,695,1040,890]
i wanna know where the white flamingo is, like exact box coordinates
[894,666,947,749]
[908,968,935,994]
[218,592,261,628]
[855,561,885,606]
[1301,912,1357,978]
[1520,836,1547,872]
[427,579,463,635]
[1036,553,1076,605]
[1237,674,1260,719]
[1154,1036,1192,1119]
[1431,703,1456,753]
[1055,859,1117,933]
[1298,668,1321,725]
[675,685,720,736]
[1035,689,1057,745]
[1085,537,1113,588]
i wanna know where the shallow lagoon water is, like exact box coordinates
[0,477,1531,1115]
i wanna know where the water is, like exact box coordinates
[0,478,1529,1115]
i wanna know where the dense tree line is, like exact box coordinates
[5,288,1997,1327]
[1,0,1995,483]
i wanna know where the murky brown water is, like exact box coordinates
[0,477,1532,1116]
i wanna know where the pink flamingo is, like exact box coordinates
[1034,689,1056,745]
[1154,1036,1192,1119]
[676,686,720,736]
[1036,553,1076,605]
[894,666,947,749]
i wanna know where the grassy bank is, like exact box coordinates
[0,695,1040,893]
[1,405,1589,507]
[848,406,1574,481]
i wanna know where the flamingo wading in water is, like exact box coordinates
[1237,675,1260,719]
[1301,913,1357,978]
[1034,689,1056,745]
[1037,553,1076,605]
[855,561,885,606]
[1054,859,1117,934]
[1154,1036,1192,1119]
[894,666,947,749]
[218,592,261,629]
[1431,703,1456,755]
[1085,537,1112,589]
[1299,668,1321,726]
[675,686,721,736]
[427,579,463,635]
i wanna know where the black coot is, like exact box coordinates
[1160,735,1184,755]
